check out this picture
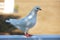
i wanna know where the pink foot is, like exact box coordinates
[24,33,32,37]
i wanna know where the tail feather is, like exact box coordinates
[5,20,10,22]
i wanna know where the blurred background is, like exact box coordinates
[0,0,60,35]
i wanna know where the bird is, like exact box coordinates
[5,6,41,37]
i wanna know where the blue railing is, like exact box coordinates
[0,35,60,40]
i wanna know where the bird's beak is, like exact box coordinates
[39,8,42,10]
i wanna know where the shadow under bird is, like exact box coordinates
[5,6,42,37]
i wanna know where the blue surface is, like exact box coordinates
[0,35,60,40]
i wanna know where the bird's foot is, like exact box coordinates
[24,33,32,37]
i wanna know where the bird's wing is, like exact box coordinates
[12,18,28,31]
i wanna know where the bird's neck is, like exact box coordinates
[27,10,37,19]
[28,9,37,16]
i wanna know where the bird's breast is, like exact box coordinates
[25,16,36,28]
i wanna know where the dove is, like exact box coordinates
[5,6,41,37]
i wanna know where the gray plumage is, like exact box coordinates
[5,6,41,33]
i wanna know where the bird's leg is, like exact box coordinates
[24,27,29,36]
[24,28,32,37]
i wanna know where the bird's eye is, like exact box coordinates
[37,8,39,9]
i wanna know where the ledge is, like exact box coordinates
[0,35,60,40]
[0,35,60,38]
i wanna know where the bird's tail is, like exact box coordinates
[5,20,10,22]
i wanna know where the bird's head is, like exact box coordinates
[33,6,42,11]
